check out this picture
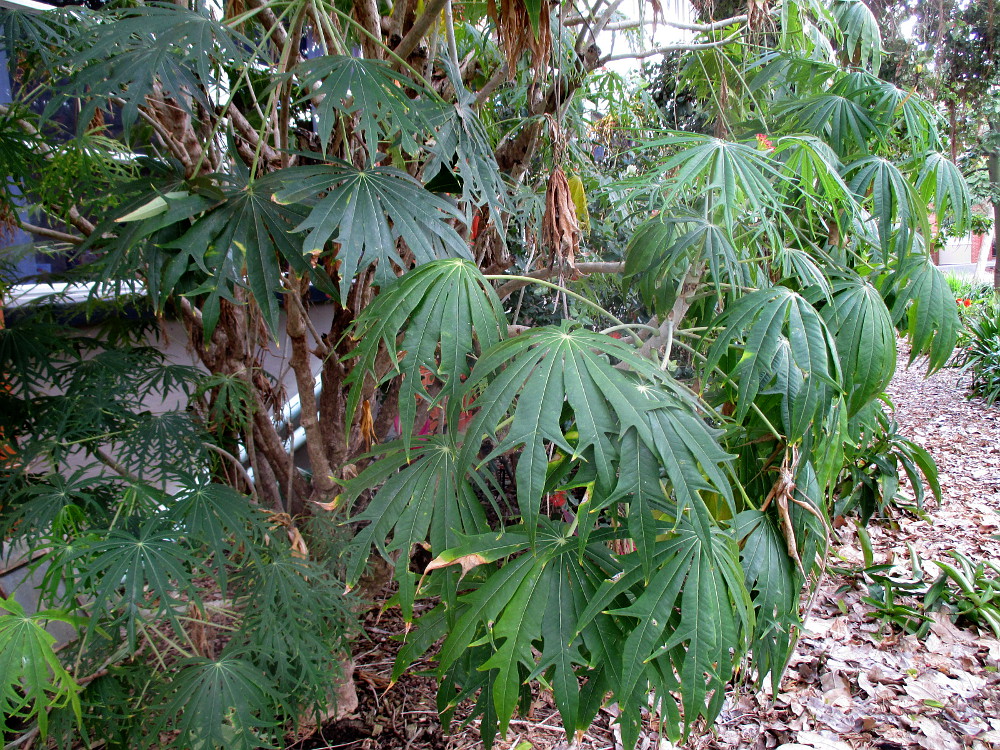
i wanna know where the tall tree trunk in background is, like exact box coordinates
[991,147,1000,291]
[948,100,958,162]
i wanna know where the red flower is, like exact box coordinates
[965,299,973,307]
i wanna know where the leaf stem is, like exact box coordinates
[483,274,643,346]
[669,338,784,441]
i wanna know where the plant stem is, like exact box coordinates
[483,274,643,345]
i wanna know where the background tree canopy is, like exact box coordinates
[0,0,972,746]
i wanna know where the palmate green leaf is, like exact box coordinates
[846,155,930,261]
[156,654,279,750]
[162,171,323,338]
[832,0,882,73]
[626,133,790,239]
[339,435,491,620]
[622,218,690,315]
[285,55,442,161]
[623,215,746,316]
[772,94,881,158]
[778,0,836,59]
[575,514,752,745]
[889,260,960,372]
[0,597,82,738]
[117,411,206,479]
[3,469,115,543]
[770,135,855,236]
[914,151,971,236]
[459,321,685,541]
[53,4,252,134]
[772,244,835,297]
[344,259,506,447]
[706,287,841,433]
[821,279,896,414]
[644,405,736,531]
[75,517,202,649]
[425,92,508,231]
[0,6,80,77]
[427,525,618,742]
[272,163,471,297]
[747,52,838,98]
[863,76,943,152]
[166,478,270,592]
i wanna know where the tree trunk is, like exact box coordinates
[989,139,1000,291]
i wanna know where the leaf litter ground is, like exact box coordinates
[302,350,1000,750]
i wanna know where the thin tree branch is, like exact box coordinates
[204,442,258,502]
[565,13,748,31]
[577,0,628,55]
[287,278,330,356]
[94,447,143,485]
[243,0,290,53]
[67,206,95,236]
[473,64,508,110]
[393,0,448,60]
[18,222,83,245]
[494,261,625,299]
[600,31,742,63]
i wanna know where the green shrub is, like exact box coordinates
[1,306,356,748]
[835,400,940,523]
[957,301,1000,405]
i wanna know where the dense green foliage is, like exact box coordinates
[0,0,973,746]
[957,300,1000,406]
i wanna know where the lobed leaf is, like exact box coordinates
[272,163,471,297]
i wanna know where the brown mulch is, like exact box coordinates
[303,351,1000,750]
